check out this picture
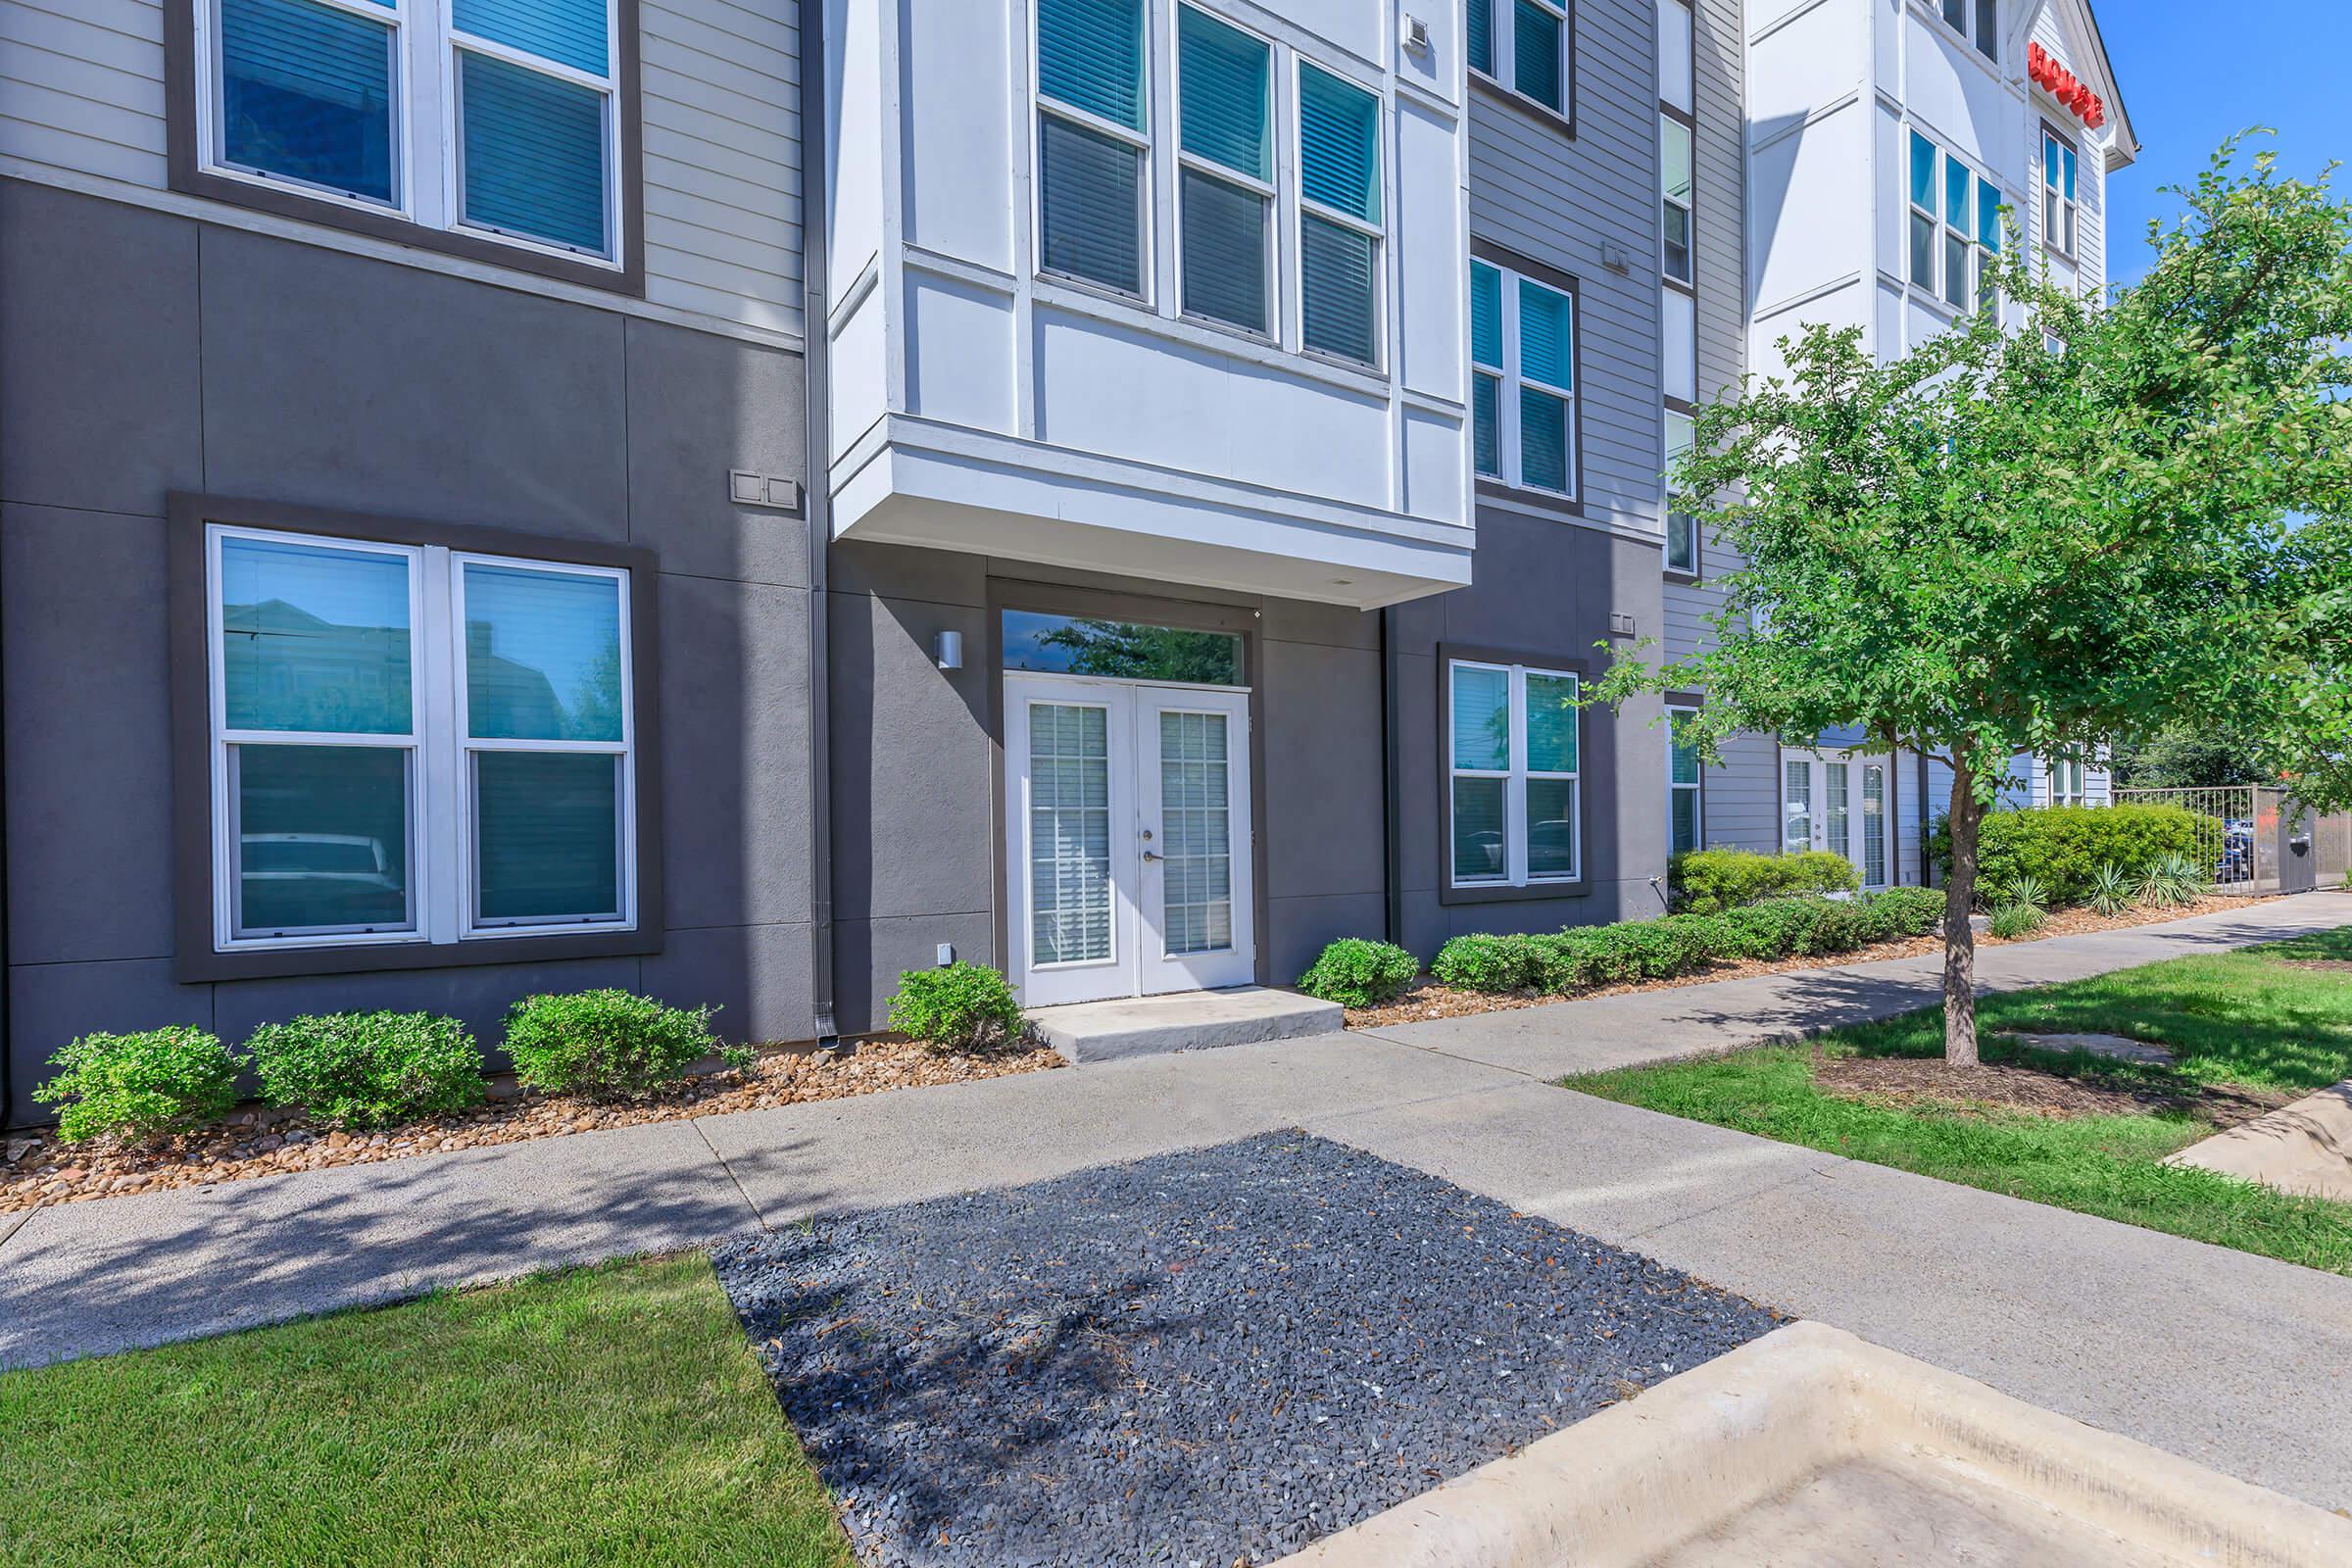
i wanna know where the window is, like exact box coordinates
[1469,0,1570,120]
[1468,258,1576,497]
[2050,758,2088,808]
[195,0,623,264]
[1861,763,1886,886]
[1298,63,1383,365]
[1449,660,1580,887]
[1037,0,1150,296]
[206,523,636,954]
[1660,114,1693,286]
[1668,705,1701,855]
[1663,409,1696,573]
[1176,7,1273,335]
[1938,0,1998,61]
[2042,128,2079,259]
[1908,132,1998,314]
[1657,0,1692,116]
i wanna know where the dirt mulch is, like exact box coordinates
[1340,895,2255,1031]
[2280,959,2352,973]
[0,1038,1061,1215]
[1813,1053,2292,1127]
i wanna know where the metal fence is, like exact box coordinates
[2111,785,2351,896]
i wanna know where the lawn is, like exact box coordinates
[0,1255,851,1568]
[1568,928,2352,1275]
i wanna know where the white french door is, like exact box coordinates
[1782,747,1892,889]
[1005,673,1254,1005]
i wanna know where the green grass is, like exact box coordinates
[0,1255,851,1568]
[1569,928,2352,1275]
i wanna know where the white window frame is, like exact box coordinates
[1171,3,1277,340]
[1448,659,1581,889]
[1472,261,1578,499]
[205,522,638,955]
[1668,703,1702,856]
[1659,111,1694,288]
[1663,407,1697,573]
[2041,127,2080,261]
[1293,57,1385,370]
[1471,0,1572,122]
[1937,0,2000,63]
[1033,0,1155,302]
[1906,131,1997,315]
[191,0,625,268]
[2049,758,2088,808]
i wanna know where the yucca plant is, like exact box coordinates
[1992,872,2049,913]
[1987,903,2046,940]
[2137,858,2190,906]
[2086,861,2136,917]
[2152,852,2212,903]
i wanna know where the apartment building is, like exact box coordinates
[0,0,2124,1122]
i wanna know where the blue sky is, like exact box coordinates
[2098,0,2352,284]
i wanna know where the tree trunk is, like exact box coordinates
[1942,770,1983,1066]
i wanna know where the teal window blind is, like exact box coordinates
[1977,175,2001,250]
[1512,0,1563,112]
[1450,665,1509,770]
[1911,132,1937,208]
[1469,262,1501,368]
[1526,672,1578,773]
[474,752,621,922]
[1468,0,1494,74]
[453,0,607,74]
[1040,114,1144,293]
[1178,7,1267,179]
[1517,277,1571,389]
[1180,168,1267,331]
[459,51,608,253]
[1299,215,1376,363]
[1039,0,1145,130]
[219,0,398,205]
[1520,386,1568,492]
[1298,64,1379,222]
[1473,375,1499,478]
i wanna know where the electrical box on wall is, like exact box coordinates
[729,470,802,512]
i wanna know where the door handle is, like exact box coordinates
[1142,850,1164,862]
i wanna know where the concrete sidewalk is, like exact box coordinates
[3,892,2348,1509]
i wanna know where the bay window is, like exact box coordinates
[1298,62,1382,366]
[194,0,624,266]
[1469,0,1570,121]
[203,518,640,958]
[1449,660,1580,889]
[1668,705,1702,856]
[1468,258,1577,498]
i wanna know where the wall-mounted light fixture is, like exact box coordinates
[933,629,964,670]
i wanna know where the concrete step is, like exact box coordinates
[1029,986,1345,1064]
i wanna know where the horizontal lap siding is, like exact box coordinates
[1467,0,1661,537]
[0,0,168,185]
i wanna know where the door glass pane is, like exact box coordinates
[474,751,621,922]
[1157,710,1233,956]
[1826,763,1850,862]
[1452,775,1505,882]
[1299,214,1377,364]
[1528,777,1576,878]
[232,743,412,935]
[1179,169,1269,333]
[1029,703,1113,966]
[1003,612,1243,684]
[464,564,624,741]
[1783,760,1812,855]
[1525,673,1578,772]
[1862,764,1887,887]
[1450,665,1509,770]
[220,535,413,735]
[220,0,397,205]
[459,52,610,256]
[1040,115,1144,295]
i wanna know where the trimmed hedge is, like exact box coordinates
[1433,887,1947,998]
[1296,939,1420,1008]
[1927,804,2214,907]
[1669,849,1859,913]
[504,991,742,1100]
[249,1011,486,1130]
[35,1027,244,1146]
[887,962,1026,1053]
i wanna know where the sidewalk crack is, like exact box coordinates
[0,1202,41,1258]
[691,1118,772,1234]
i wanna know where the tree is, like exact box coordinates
[1594,139,2352,1064]
[2107,722,2269,792]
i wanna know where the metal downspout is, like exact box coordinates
[801,0,836,1043]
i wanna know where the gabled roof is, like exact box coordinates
[2049,0,2139,170]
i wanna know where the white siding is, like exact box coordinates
[0,0,803,339]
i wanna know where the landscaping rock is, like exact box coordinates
[712,1132,1782,1568]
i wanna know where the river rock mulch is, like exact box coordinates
[0,1039,1060,1214]
[712,1132,1784,1568]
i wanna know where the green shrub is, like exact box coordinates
[2135,853,2211,908]
[1928,804,2213,907]
[35,1027,243,1146]
[1296,939,1420,1007]
[885,963,1026,1054]
[1859,886,1946,940]
[1991,872,2050,913]
[1431,933,1547,993]
[249,1011,486,1129]
[1721,899,1826,959]
[2086,861,2136,917]
[504,991,741,1099]
[1669,849,1859,913]
[1988,904,2047,939]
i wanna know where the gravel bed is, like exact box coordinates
[713,1132,1783,1568]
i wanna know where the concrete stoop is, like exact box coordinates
[1273,1322,2352,1568]
[1028,987,1344,1064]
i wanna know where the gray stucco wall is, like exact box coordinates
[0,178,813,1125]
